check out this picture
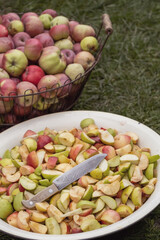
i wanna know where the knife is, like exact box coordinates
[22,153,107,208]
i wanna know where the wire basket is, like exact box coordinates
[0,14,113,131]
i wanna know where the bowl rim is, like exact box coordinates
[0,110,160,240]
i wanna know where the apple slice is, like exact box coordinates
[7,182,19,195]
[100,209,121,224]
[47,204,64,223]
[80,132,95,144]
[20,165,35,175]
[12,159,24,168]
[82,185,94,200]
[99,159,110,177]
[54,145,66,153]
[130,187,142,207]
[11,146,21,160]
[138,153,149,170]
[60,190,70,210]
[145,163,154,180]
[92,190,104,198]
[18,144,29,163]
[77,200,96,209]
[0,187,7,195]
[120,179,134,190]
[78,176,98,188]
[6,171,21,182]
[61,208,83,218]
[60,221,71,234]
[41,169,63,180]
[0,158,13,167]
[131,166,143,183]
[19,176,37,190]
[13,192,24,211]
[27,151,39,168]
[7,211,18,227]
[24,190,35,200]
[121,185,134,204]
[80,218,101,232]
[108,156,120,168]
[28,210,48,222]
[55,163,72,172]
[58,155,70,163]
[90,168,102,180]
[92,198,105,214]
[37,149,46,166]
[29,221,47,234]
[50,192,61,205]
[126,199,135,212]
[58,132,75,147]
[45,217,61,234]
[125,131,139,144]
[80,118,95,129]
[120,154,139,164]
[69,144,83,161]
[116,144,132,156]
[76,150,86,164]
[100,130,114,145]
[97,180,120,196]
[17,211,30,231]
[116,204,133,218]
[69,186,85,202]
[100,196,117,210]
[118,162,131,173]
[56,199,69,213]
[142,184,155,195]
[2,166,17,176]
[22,138,37,152]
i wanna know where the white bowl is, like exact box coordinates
[0,110,160,240]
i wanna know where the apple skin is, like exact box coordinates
[2,13,20,28]
[4,113,18,124]
[0,37,13,53]
[24,16,44,37]
[65,63,85,82]
[0,79,17,101]
[80,36,99,53]
[61,49,75,65]
[10,78,21,85]
[21,12,38,23]
[2,49,28,77]
[73,43,82,54]
[0,68,9,79]
[0,100,13,114]
[39,14,53,30]
[13,32,31,48]
[16,46,25,52]
[41,9,58,18]
[8,20,24,36]
[37,75,60,99]
[37,135,53,150]
[0,54,4,68]
[50,24,69,41]
[72,24,96,42]
[51,16,69,27]
[39,46,66,74]
[54,39,73,50]
[0,24,8,37]
[69,20,79,36]
[34,33,54,48]
[16,81,38,107]
[54,73,72,98]
[22,65,45,86]
[24,38,43,61]
[13,103,32,116]
[74,51,95,70]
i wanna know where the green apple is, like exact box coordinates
[140,175,149,185]
[80,118,95,129]
[34,165,42,176]
[90,168,103,180]
[39,14,53,29]
[1,195,13,203]
[65,63,85,82]
[80,36,98,53]
[41,169,63,180]
[92,198,105,214]
[128,164,136,180]
[100,130,114,145]
[81,218,101,232]
[149,154,160,163]
[120,179,133,190]
[0,158,13,167]
[8,20,24,35]
[58,132,75,147]
[56,199,68,213]
[80,132,95,144]
[121,185,134,204]
[3,49,28,77]
[10,146,21,160]
[99,159,110,177]
[13,192,23,211]
[145,163,154,180]
[108,156,120,168]
[55,39,73,50]
[77,200,96,209]
[29,173,42,181]
[118,162,131,173]
[0,199,13,219]
[116,204,133,218]
[120,154,139,164]
[22,138,37,152]
[60,190,70,210]
[142,184,154,195]
[33,96,54,110]
[100,196,117,210]
[50,16,69,27]
[130,187,142,207]
[39,46,66,74]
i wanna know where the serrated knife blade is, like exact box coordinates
[22,153,106,208]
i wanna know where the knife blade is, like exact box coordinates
[22,153,106,208]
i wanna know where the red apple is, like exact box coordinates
[73,43,82,54]
[16,81,38,107]
[74,51,95,70]
[50,24,69,41]
[8,35,15,48]
[21,12,38,23]
[54,73,72,98]
[37,75,60,99]
[0,79,17,101]
[0,24,8,37]
[0,100,13,114]
[24,16,44,37]
[22,65,45,86]
[16,46,25,52]
[13,32,31,47]
[2,13,20,28]
[72,24,96,42]
[13,104,32,116]
[4,113,18,124]
[37,135,53,150]
[27,151,39,168]
[24,38,43,61]
[41,9,57,18]
[10,78,21,85]
[61,49,75,65]
[47,157,58,169]
[19,184,25,192]
[100,145,116,160]
[23,129,36,138]
[69,20,79,36]
[0,37,13,53]
[34,33,54,47]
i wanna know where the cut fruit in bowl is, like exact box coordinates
[0,110,159,240]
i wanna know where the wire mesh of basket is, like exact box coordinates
[0,14,113,131]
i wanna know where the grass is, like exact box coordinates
[0,0,160,239]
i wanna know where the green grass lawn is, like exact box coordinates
[0,0,160,239]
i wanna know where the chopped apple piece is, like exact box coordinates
[100,196,117,210]
[97,180,120,196]
[18,145,29,163]
[69,144,83,161]
[22,138,37,152]
[142,184,155,195]
[37,149,46,166]
[116,204,133,218]
[45,217,61,234]
[80,132,95,144]
[42,169,63,180]
[100,209,121,224]
[6,171,21,182]
[55,163,72,172]
[60,190,70,210]
[50,193,61,205]
[2,166,17,176]
[138,153,149,170]
[92,198,105,213]
[77,200,96,209]
[29,221,47,234]
[58,132,75,147]
[47,204,64,223]
[35,202,49,212]
[60,221,71,234]
[90,168,103,180]
[99,159,110,177]
[120,154,139,164]
[13,192,24,211]
[82,185,94,200]
[19,176,37,190]
[80,118,95,129]
[78,176,98,188]
[17,211,30,231]
[126,199,135,212]
[80,218,101,232]
[145,163,154,180]
[120,179,134,190]
[92,190,104,198]
[24,190,35,200]
[44,142,55,153]
[108,156,120,168]
[61,208,83,218]
[69,186,85,202]
[20,165,35,176]
[131,166,143,183]
[130,187,142,207]
[100,130,114,145]
[116,144,132,156]
[121,185,134,204]
[7,211,18,228]
[114,134,131,149]
[28,210,48,222]
[125,131,139,144]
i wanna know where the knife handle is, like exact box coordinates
[22,183,59,209]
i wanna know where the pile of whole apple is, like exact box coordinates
[0,10,99,124]
[0,118,159,234]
